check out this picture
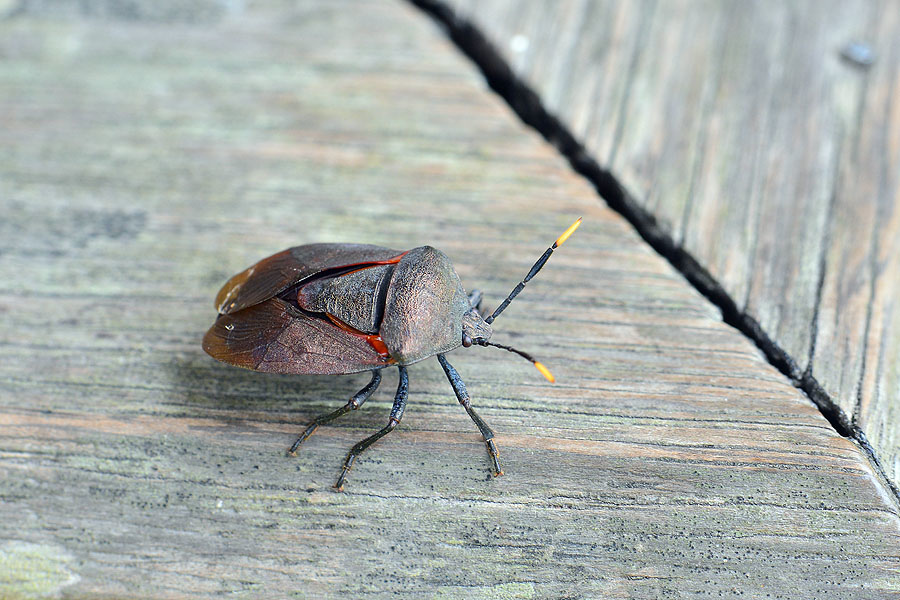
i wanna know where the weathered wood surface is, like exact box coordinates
[444,0,900,485]
[1,1,899,598]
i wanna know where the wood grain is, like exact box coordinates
[0,1,898,598]
[444,0,900,485]
[817,1,900,483]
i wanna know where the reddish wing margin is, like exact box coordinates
[203,298,392,375]
[215,243,404,315]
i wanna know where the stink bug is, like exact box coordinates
[203,218,581,490]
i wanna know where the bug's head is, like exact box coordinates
[461,309,492,348]
[462,217,582,385]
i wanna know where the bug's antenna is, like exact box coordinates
[477,340,555,382]
[485,217,582,325]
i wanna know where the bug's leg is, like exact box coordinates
[334,365,408,491]
[436,354,503,477]
[467,289,483,313]
[288,370,382,455]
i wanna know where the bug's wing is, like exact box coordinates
[215,243,404,315]
[203,298,392,375]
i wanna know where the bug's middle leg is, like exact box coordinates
[334,365,408,491]
[437,354,503,477]
[288,369,382,455]
[467,289,483,313]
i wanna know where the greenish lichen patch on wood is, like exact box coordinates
[0,541,80,598]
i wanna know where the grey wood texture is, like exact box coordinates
[445,0,900,485]
[1,1,899,598]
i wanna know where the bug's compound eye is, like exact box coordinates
[462,334,473,348]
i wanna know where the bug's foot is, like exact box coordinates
[333,454,356,491]
[287,439,303,456]
[485,440,503,478]
[288,424,320,455]
[333,468,350,492]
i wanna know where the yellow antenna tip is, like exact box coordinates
[555,217,582,247]
[534,361,555,383]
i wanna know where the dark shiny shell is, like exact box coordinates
[203,243,473,374]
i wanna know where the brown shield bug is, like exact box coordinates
[203,218,581,490]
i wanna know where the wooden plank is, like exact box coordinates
[820,2,900,485]
[444,0,900,484]
[1,1,899,598]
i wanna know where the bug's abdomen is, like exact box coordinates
[297,264,395,334]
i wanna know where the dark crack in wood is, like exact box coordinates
[409,0,900,507]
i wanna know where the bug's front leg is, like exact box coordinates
[334,365,408,491]
[288,370,382,455]
[437,354,503,478]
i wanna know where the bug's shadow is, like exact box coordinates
[167,349,382,428]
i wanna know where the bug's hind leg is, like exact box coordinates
[288,370,382,455]
[334,365,408,491]
[437,354,503,478]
